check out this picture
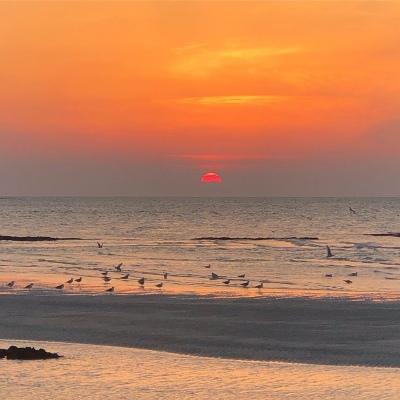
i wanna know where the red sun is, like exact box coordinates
[201,172,222,183]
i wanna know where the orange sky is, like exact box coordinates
[1,1,400,196]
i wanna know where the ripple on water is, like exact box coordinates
[0,340,399,400]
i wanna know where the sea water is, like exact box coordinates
[1,198,400,399]
[0,339,399,400]
[0,197,399,298]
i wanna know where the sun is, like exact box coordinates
[201,172,222,183]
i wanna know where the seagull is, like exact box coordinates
[203,264,211,268]
[349,207,356,214]
[211,272,219,280]
[101,271,108,276]
[55,283,64,289]
[238,274,245,278]
[115,263,122,272]
[103,276,112,282]
[97,242,103,248]
[7,281,15,287]
[25,283,34,289]
[138,277,145,285]
[66,278,74,284]
[164,273,168,279]
[106,286,114,292]
[223,279,230,284]
[349,272,358,276]
[75,277,82,283]
[326,246,333,258]
[240,280,250,287]
[155,282,163,288]
[344,280,353,284]
[255,282,263,289]
[325,274,333,278]
[121,273,129,280]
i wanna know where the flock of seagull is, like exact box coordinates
[325,245,359,284]
[3,209,360,294]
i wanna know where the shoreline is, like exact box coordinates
[1,294,399,368]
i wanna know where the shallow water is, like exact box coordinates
[1,339,399,400]
[0,197,400,300]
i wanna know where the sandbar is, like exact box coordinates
[0,294,399,367]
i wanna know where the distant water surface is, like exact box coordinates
[1,339,399,400]
[0,197,399,299]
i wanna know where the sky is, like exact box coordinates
[1,1,400,197]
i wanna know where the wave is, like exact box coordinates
[0,235,81,241]
[193,236,319,241]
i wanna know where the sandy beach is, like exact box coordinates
[1,294,399,367]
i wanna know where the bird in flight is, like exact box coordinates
[115,263,122,272]
[349,207,356,214]
[97,242,103,248]
[326,246,333,258]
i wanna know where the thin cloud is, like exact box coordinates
[177,95,288,105]
[169,154,287,161]
[171,46,301,76]
[171,42,209,55]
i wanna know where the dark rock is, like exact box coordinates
[0,346,62,360]
[0,235,80,241]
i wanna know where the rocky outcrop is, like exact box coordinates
[0,346,62,360]
[0,235,80,241]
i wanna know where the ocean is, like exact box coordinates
[0,197,399,299]
[1,197,400,399]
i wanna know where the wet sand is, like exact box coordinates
[1,294,399,367]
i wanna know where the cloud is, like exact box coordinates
[168,154,288,170]
[176,95,288,106]
[171,45,300,77]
